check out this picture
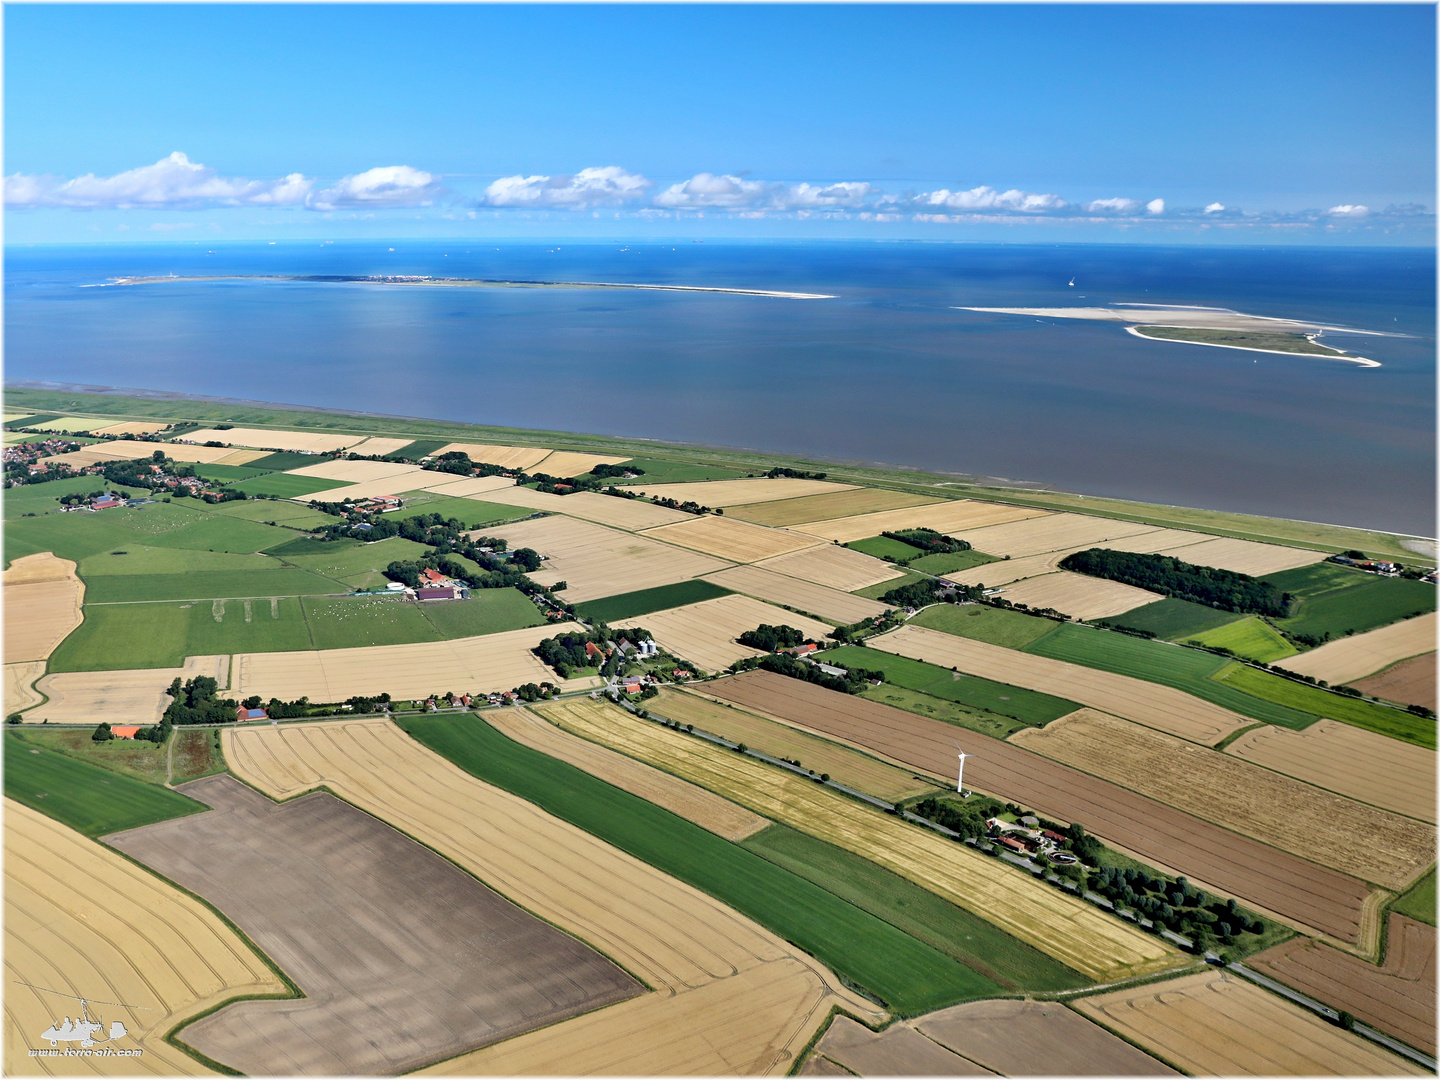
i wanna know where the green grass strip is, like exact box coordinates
[398,714,1000,1014]
[575,579,732,623]
[1392,868,1436,926]
[1219,664,1435,749]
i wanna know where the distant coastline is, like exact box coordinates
[97,274,836,300]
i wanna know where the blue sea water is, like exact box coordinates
[4,241,1434,536]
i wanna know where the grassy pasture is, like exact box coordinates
[854,567,929,600]
[1219,664,1435,748]
[15,726,171,785]
[909,550,1002,575]
[3,476,118,519]
[83,568,341,604]
[78,545,283,576]
[860,683,1037,739]
[390,493,534,526]
[401,714,1000,1015]
[1393,868,1436,926]
[416,589,545,637]
[245,450,333,471]
[1188,617,1298,663]
[827,645,1078,727]
[742,824,1089,992]
[387,438,450,459]
[209,498,339,528]
[575,579,732,622]
[282,535,431,582]
[5,501,204,565]
[1276,576,1436,641]
[1105,596,1247,640]
[611,458,748,485]
[191,463,273,483]
[913,603,1060,649]
[232,473,352,499]
[147,514,297,554]
[263,535,361,557]
[170,728,226,784]
[848,535,925,562]
[4,731,206,836]
[299,594,448,649]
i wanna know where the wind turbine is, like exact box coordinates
[955,744,972,796]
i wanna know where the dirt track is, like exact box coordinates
[706,671,1373,943]
[1247,914,1437,1056]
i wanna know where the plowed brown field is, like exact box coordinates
[811,1016,989,1076]
[3,553,83,663]
[1072,970,1423,1075]
[1353,653,1437,711]
[705,670,1373,944]
[1249,914,1436,1056]
[754,544,906,592]
[1010,710,1435,889]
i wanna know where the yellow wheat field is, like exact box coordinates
[234,623,575,702]
[538,697,1178,982]
[642,515,823,563]
[153,441,272,465]
[433,442,554,470]
[871,624,1249,745]
[29,655,231,725]
[634,478,855,506]
[940,551,1068,588]
[1225,719,1436,824]
[643,595,834,673]
[1150,535,1328,576]
[997,571,1161,620]
[212,449,270,466]
[286,458,424,482]
[3,554,83,664]
[703,565,890,625]
[1091,528,1214,554]
[5,801,287,1076]
[531,449,633,476]
[344,436,417,457]
[1072,970,1423,1075]
[728,489,942,528]
[955,513,1162,559]
[653,688,940,801]
[90,420,173,437]
[183,427,367,453]
[416,474,524,497]
[313,473,431,501]
[791,500,1049,544]
[3,662,46,716]
[20,416,119,433]
[225,719,882,1074]
[1279,613,1436,685]
[483,515,730,602]
[499,704,768,840]
[755,545,908,592]
[1010,710,1435,890]
[482,486,693,529]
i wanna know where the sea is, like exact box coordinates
[4,241,1435,537]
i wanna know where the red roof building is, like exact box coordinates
[111,725,140,739]
[236,707,268,722]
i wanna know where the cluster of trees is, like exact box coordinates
[58,488,113,507]
[731,652,873,695]
[911,795,1002,839]
[345,693,391,714]
[94,717,173,743]
[1085,866,1263,945]
[882,528,971,555]
[163,676,239,725]
[829,611,903,642]
[1060,548,1291,616]
[650,496,717,515]
[421,451,512,479]
[239,693,312,719]
[600,485,639,500]
[589,463,643,479]
[879,579,983,608]
[533,625,651,678]
[765,467,826,480]
[737,624,808,651]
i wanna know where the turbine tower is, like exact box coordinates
[956,748,971,795]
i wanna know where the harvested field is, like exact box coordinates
[1010,710,1436,890]
[233,622,573,701]
[90,420,172,436]
[729,488,941,528]
[285,457,425,483]
[634,478,854,506]
[642,515,823,563]
[916,997,1178,1075]
[1071,969,1423,1075]
[538,694,1176,982]
[755,543,906,592]
[1224,719,1436,823]
[1095,528,1213,554]
[4,661,45,714]
[942,550,1067,588]
[1249,913,1436,1056]
[416,473,519,497]
[1153,535,1329,576]
[655,687,939,801]
[643,594,834,673]
[109,774,642,1075]
[4,800,285,1077]
[532,449,632,476]
[811,1016,989,1076]
[306,470,428,500]
[957,513,1161,558]
[3,553,83,663]
[482,515,730,603]
[22,415,117,433]
[225,719,882,1074]
[704,565,890,624]
[150,440,267,464]
[1283,612,1436,685]
[483,485,693,529]
[213,448,270,466]
[344,435,416,456]
[30,654,231,724]
[997,571,1161,620]
[38,447,138,469]
[872,624,1248,745]
[792,500,1047,544]
[1353,652,1437,711]
[182,426,366,453]
[494,703,768,840]
[433,442,553,470]
[705,671,1374,944]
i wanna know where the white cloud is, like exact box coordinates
[1084,197,1142,214]
[654,173,777,209]
[1146,198,1165,214]
[1204,202,1226,214]
[482,166,651,208]
[4,152,312,209]
[307,165,442,210]
[1327,204,1369,217]
[917,185,1066,213]
[784,181,875,208]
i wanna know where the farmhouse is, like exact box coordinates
[237,707,268,722]
[110,725,140,739]
[417,585,468,601]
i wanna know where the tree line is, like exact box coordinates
[1060,548,1291,616]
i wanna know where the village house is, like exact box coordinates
[236,707,268,722]
[110,725,141,740]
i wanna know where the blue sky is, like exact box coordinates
[5,4,1435,244]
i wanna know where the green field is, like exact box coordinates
[575,580,733,623]
[3,476,121,519]
[231,473,351,499]
[83,567,341,604]
[283,536,431,584]
[263,535,362,558]
[5,501,206,565]
[389,438,450,459]
[299,589,545,650]
[908,550,1002,575]
[1024,623,1317,729]
[742,825,1088,992]
[414,589,545,637]
[386,493,534,527]
[399,714,1002,1014]
[1392,868,1436,926]
[859,684,1035,739]
[191,463,273,483]
[245,450,334,471]
[1218,664,1435,748]
[611,458,747,485]
[854,568,929,601]
[15,726,172,784]
[913,604,1060,649]
[1272,573,1435,641]
[209,499,339,528]
[146,514,298,554]
[1104,596,1247,640]
[78,545,288,577]
[848,535,925,562]
[4,731,206,836]
[1188,617,1297,663]
[827,645,1077,727]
